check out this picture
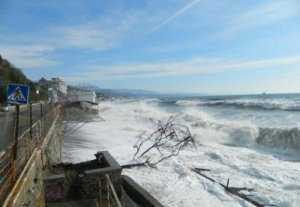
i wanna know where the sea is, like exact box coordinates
[63,93,300,207]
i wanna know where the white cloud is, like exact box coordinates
[64,55,300,82]
[53,22,131,50]
[50,9,143,51]
[219,0,299,38]
[0,13,139,68]
[0,45,58,69]
[58,26,115,50]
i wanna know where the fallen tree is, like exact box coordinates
[192,167,277,207]
[132,116,195,167]
[121,160,149,169]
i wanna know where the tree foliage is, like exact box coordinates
[0,55,48,103]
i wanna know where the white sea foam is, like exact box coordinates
[63,98,300,207]
[176,98,300,111]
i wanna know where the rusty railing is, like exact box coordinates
[97,174,122,207]
[0,103,60,205]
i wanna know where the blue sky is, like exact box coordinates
[0,0,300,94]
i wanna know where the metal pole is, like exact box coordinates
[40,103,43,119]
[13,105,20,161]
[29,103,33,139]
[40,103,44,137]
[98,178,103,207]
[105,174,122,207]
[107,178,110,207]
[11,104,20,183]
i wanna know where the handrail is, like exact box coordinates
[105,174,122,207]
[97,174,122,207]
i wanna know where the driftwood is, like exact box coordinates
[192,168,277,207]
[133,116,195,167]
[121,160,149,169]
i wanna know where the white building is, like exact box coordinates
[67,87,96,103]
[48,88,58,103]
[38,77,67,103]
[51,77,67,95]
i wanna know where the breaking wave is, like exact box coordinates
[256,127,300,151]
[180,110,300,152]
[101,98,300,153]
[176,99,300,111]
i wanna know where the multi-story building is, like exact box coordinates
[67,86,96,103]
[50,78,67,95]
[38,77,67,103]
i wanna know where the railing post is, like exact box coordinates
[40,103,44,137]
[29,103,33,140]
[107,178,110,207]
[105,174,122,207]
[11,104,20,183]
[98,178,103,207]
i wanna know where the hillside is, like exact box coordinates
[0,55,47,103]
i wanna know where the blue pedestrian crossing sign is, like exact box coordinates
[7,84,29,104]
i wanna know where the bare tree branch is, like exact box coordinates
[133,116,195,167]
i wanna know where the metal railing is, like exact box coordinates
[97,174,122,207]
[0,103,55,151]
[0,103,61,205]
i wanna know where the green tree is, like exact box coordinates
[0,55,48,104]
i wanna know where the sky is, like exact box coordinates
[0,0,300,95]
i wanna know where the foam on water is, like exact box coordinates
[176,97,300,111]
[63,98,300,207]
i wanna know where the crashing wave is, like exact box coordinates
[256,127,300,151]
[108,98,300,152]
[176,99,300,111]
[176,100,204,107]
[184,112,300,151]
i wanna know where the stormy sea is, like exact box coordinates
[63,93,300,207]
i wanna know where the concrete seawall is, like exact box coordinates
[2,111,63,207]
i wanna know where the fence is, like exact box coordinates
[0,103,60,205]
[0,103,55,151]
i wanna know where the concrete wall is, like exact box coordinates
[44,151,122,203]
[3,112,63,207]
[121,175,164,207]
[42,119,64,168]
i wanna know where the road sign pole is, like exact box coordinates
[11,104,20,183]
[6,83,29,185]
